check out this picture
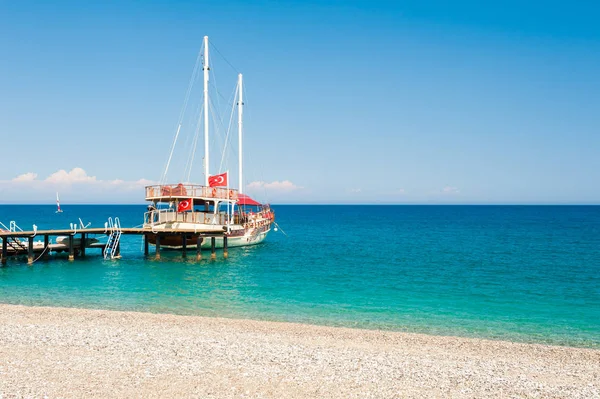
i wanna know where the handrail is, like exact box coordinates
[143,209,231,226]
[103,217,122,260]
[9,221,23,232]
[0,221,27,250]
[145,184,239,201]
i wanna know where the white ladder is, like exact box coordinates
[103,217,122,259]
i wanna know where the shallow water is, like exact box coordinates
[1,205,598,348]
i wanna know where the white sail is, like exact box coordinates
[56,192,63,213]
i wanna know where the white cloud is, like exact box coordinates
[1,167,158,203]
[348,188,362,193]
[12,172,38,182]
[247,180,302,191]
[441,186,460,194]
[6,167,155,190]
[118,178,157,191]
[45,167,97,184]
[135,178,155,186]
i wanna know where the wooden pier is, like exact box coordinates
[0,227,229,265]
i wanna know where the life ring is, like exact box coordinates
[212,188,217,197]
[204,216,210,224]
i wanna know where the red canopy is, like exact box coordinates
[237,194,261,206]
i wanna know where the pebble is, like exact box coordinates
[0,304,598,398]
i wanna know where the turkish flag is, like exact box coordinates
[177,198,192,212]
[208,172,228,187]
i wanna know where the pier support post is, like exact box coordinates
[80,233,86,257]
[182,235,187,258]
[43,235,49,260]
[196,237,202,261]
[210,237,216,260]
[2,238,7,265]
[28,236,34,264]
[68,235,74,261]
[155,235,161,260]
[223,235,228,259]
[144,234,149,257]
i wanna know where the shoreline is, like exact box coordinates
[2,300,597,350]
[1,304,598,398]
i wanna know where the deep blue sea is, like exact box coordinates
[1,205,598,348]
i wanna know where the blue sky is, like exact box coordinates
[0,0,599,204]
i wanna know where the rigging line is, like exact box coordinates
[239,82,258,193]
[209,41,240,74]
[221,93,238,175]
[182,95,204,180]
[211,96,237,177]
[244,95,272,205]
[162,124,181,185]
[180,97,202,162]
[209,62,238,141]
[208,93,230,146]
[218,82,238,160]
[184,106,204,183]
[185,127,200,183]
[210,65,222,131]
[208,96,228,173]
[219,83,239,173]
[209,76,237,105]
[209,82,236,143]
[161,44,204,184]
[207,81,233,151]
[244,87,272,206]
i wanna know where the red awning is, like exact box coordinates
[237,194,262,206]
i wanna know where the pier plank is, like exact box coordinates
[0,227,227,238]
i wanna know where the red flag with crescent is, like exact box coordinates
[208,172,228,187]
[177,198,192,212]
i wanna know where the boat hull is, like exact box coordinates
[145,223,271,250]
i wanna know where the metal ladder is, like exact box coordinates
[103,217,122,260]
[0,221,28,252]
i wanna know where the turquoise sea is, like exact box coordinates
[1,205,598,348]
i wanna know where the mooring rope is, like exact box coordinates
[30,243,51,264]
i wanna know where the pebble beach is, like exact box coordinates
[0,304,598,398]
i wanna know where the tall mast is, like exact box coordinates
[203,35,210,186]
[238,73,243,194]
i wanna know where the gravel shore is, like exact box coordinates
[0,304,598,398]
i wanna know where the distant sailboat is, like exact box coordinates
[55,193,63,213]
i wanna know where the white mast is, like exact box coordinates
[238,73,243,194]
[203,35,210,186]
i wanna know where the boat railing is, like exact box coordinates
[144,209,231,226]
[240,208,275,222]
[145,184,238,201]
